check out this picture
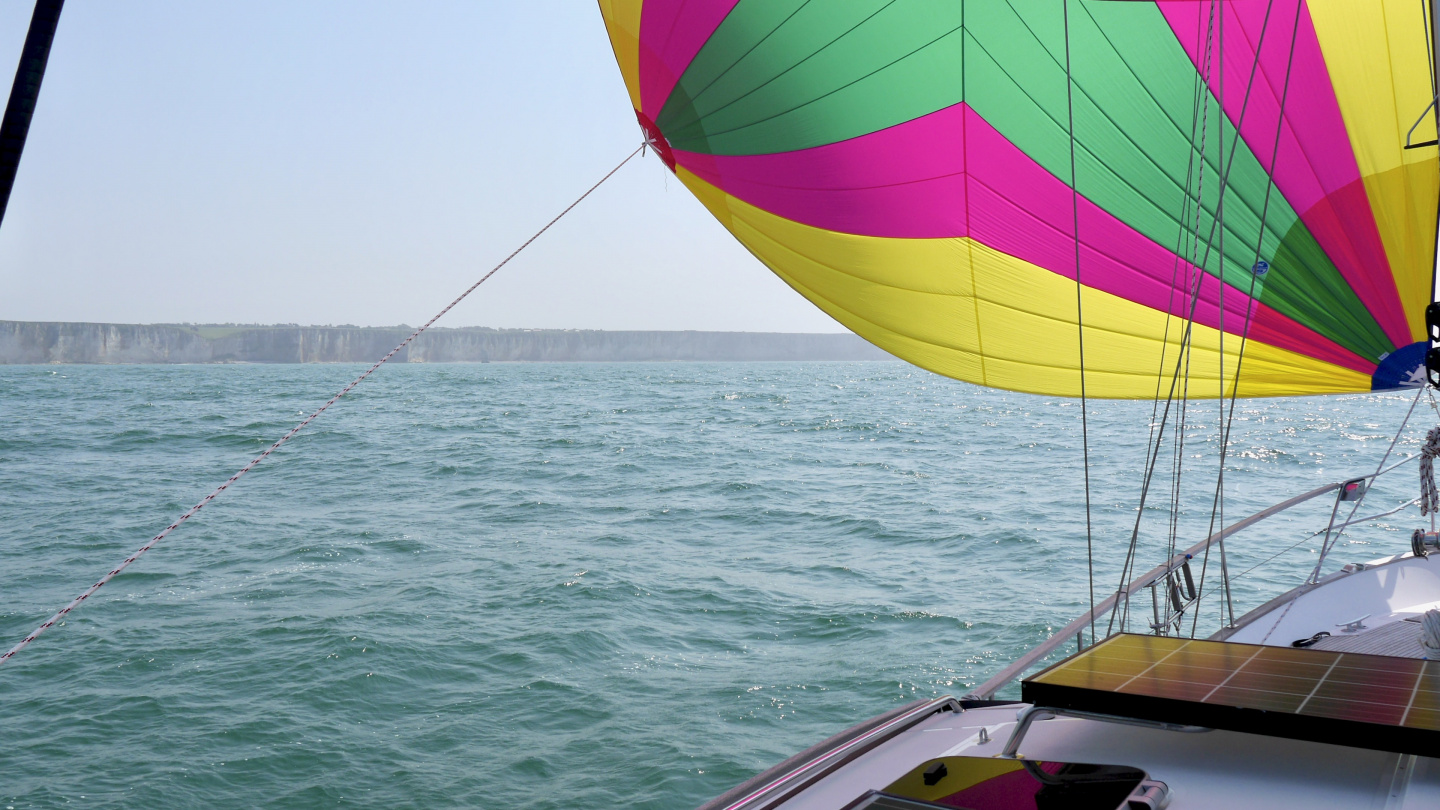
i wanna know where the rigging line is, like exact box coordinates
[1216,0,1412,588]
[1121,0,1220,634]
[1370,453,1421,480]
[1111,1,1221,636]
[1148,1,1214,454]
[1129,0,1267,632]
[1211,0,1242,631]
[1156,0,1219,633]
[0,144,645,670]
[1151,0,1220,581]
[1192,0,1300,636]
[1124,0,1279,634]
[1168,172,1206,630]
[1257,388,1425,646]
[1061,0,1096,651]
[990,2,1280,262]
[1230,500,1422,583]
[1253,488,1344,647]
[1167,282,1199,630]
[1216,0,1229,633]
[1194,0,1231,635]
[1110,364,1183,635]
[1312,386,1426,577]
[1256,499,1352,645]
[1308,500,1421,538]
[1173,334,1195,624]
[1045,0,1283,235]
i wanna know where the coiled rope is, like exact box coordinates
[1421,425,1440,517]
[0,144,643,668]
[1423,609,1440,660]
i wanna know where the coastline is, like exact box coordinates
[0,321,893,364]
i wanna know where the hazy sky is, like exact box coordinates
[0,2,843,332]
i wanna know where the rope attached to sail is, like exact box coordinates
[0,145,644,669]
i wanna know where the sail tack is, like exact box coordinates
[600,0,1440,398]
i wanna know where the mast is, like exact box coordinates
[0,0,65,229]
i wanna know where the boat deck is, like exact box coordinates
[1222,554,1440,649]
[707,541,1440,809]
[742,555,1440,809]
[1312,616,1426,657]
[768,701,1440,809]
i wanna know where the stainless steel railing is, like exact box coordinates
[964,481,1343,700]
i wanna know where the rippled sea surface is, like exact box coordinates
[0,362,1431,808]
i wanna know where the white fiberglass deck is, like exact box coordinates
[1223,552,1440,650]
[752,551,1440,809]
[771,702,1440,810]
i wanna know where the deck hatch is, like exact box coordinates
[1021,633,1440,756]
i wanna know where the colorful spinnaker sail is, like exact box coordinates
[599,0,1440,398]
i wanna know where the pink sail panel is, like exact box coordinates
[1157,0,1412,348]
[674,103,1373,375]
[638,0,743,120]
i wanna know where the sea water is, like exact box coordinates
[0,362,1428,808]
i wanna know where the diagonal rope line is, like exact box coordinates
[1256,387,1425,646]
[1114,0,1285,635]
[1148,0,1215,449]
[0,144,644,669]
[1201,0,1240,632]
[1061,0,1096,651]
[1233,497,1420,584]
[1192,0,1301,636]
[1111,0,1221,635]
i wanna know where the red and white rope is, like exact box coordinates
[1,145,643,668]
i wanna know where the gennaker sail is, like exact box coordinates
[601,5,1440,805]
[599,0,1440,398]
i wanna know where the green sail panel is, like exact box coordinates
[657,0,1392,362]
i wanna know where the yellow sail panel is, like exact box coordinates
[1309,0,1440,342]
[597,0,643,111]
[679,168,1371,399]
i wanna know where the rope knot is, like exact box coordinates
[1421,426,1440,516]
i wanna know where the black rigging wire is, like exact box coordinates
[1110,0,1285,636]
[1190,0,1303,638]
[1137,0,1216,633]
[1061,0,1097,650]
[1216,0,1229,630]
[1187,0,1227,636]
[1147,0,1215,488]
[1110,0,1221,635]
[1170,0,1221,634]
[0,0,65,228]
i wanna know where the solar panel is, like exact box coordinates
[1021,633,1440,756]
